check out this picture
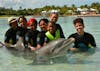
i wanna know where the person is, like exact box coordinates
[68,18,96,52]
[25,18,39,51]
[37,21,62,48]
[45,21,61,43]
[38,18,48,32]
[36,18,49,48]
[4,17,23,48]
[18,16,29,46]
[49,12,65,38]
[18,16,27,30]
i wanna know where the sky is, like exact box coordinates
[0,0,100,10]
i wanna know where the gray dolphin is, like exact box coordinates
[0,37,25,51]
[33,38,75,64]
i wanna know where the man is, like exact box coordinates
[49,12,65,38]
[4,17,22,48]
[68,18,96,52]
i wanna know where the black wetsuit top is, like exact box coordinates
[68,32,96,48]
[25,30,39,47]
[4,27,24,44]
[37,31,47,46]
[17,27,29,45]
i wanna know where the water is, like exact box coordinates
[0,16,100,71]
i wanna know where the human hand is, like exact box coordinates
[29,46,36,51]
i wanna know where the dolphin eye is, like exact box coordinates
[51,47,56,52]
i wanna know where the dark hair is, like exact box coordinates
[39,18,49,25]
[18,16,27,22]
[73,18,84,25]
[34,20,38,25]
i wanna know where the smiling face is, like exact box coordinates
[73,18,85,35]
[10,21,18,29]
[50,13,58,23]
[39,20,48,32]
[47,22,56,34]
[74,22,84,35]
[18,17,27,28]
[29,22,37,31]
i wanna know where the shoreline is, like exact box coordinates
[0,14,100,18]
[68,14,100,17]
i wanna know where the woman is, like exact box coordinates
[36,18,49,49]
[25,18,39,51]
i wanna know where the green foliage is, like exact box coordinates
[0,2,100,16]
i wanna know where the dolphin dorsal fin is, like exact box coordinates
[15,37,25,51]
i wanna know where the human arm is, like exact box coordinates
[88,34,96,48]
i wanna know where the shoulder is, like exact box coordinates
[84,32,92,35]
[40,31,46,34]
[69,33,77,36]
[5,28,14,36]
[38,31,46,36]
[17,26,23,30]
[68,33,77,38]
[84,32,94,37]
[55,24,61,27]
[5,28,13,33]
[27,30,39,34]
[36,30,40,35]
[37,30,40,33]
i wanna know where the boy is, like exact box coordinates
[68,18,96,52]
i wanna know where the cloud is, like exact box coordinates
[0,0,22,9]
[0,0,33,9]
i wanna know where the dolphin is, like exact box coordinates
[0,41,5,47]
[14,37,25,51]
[0,37,25,51]
[33,38,75,64]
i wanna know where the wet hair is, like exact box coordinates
[73,18,84,26]
[18,16,27,22]
[39,18,49,25]
[48,21,56,28]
